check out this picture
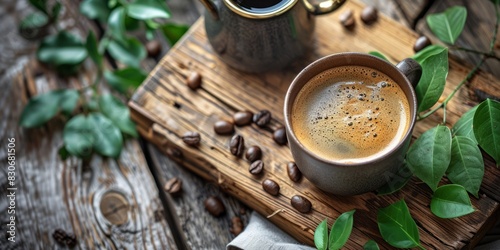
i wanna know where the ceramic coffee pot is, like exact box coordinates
[199,0,346,72]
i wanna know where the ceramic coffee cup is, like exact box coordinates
[284,53,422,195]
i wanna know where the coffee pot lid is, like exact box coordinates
[224,0,298,19]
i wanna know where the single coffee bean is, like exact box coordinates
[361,6,378,24]
[233,111,254,126]
[146,40,162,58]
[339,9,355,29]
[230,216,244,236]
[245,146,262,162]
[249,160,264,175]
[53,229,67,245]
[164,177,182,196]
[413,35,432,52]
[204,196,226,217]
[262,179,280,196]
[273,127,287,145]
[166,146,183,158]
[214,120,234,135]
[186,71,202,90]
[182,131,201,146]
[253,110,271,127]
[230,134,245,156]
[287,162,302,182]
[291,195,312,213]
[65,233,77,248]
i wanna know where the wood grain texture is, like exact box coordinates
[130,0,500,248]
[0,1,177,248]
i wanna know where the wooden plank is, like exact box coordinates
[130,0,500,248]
[0,1,178,248]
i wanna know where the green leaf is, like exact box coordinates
[162,23,190,45]
[109,0,118,8]
[368,51,388,61]
[63,114,94,157]
[427,6,467,45]
[107,37,146,68]
[416,47,448,113]
[377,199,421,248]
[328,210,355,250]
[473,99,500,166]
[126,0,171,20]
[20,91,60,128]
[412,45,447,64]
[58,145,70,160]
[314,219,328,250]
[59,89,79,115]
[491,0,500,5]
[363,240,380,250]
[19,89,79,128]
[19,12,49,39]
[104,67,146,93]
[37,31,88,67]
[88,113,123,158]
[85,31,102,68]
[29,0,48,15]
[376,163,412,195]
[430,184,475,218]
[407,125,452,191]
[108,7,126,42]
[51,2,62,20]
[80,0,111,23]
[447,136,484,197]
[452,106,478,144]
[99,94,138,137]
[125,15,141,31]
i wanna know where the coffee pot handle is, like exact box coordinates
[396,58,422,88]
[199,0,219,20]
[303,0,347,15]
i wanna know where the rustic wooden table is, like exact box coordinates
[1,0,499,249]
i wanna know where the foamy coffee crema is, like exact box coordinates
[291,66,411,163]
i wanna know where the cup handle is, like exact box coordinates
[302,0,347,15]
[396,58,422,88]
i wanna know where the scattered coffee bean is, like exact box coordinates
[146,40,162,58]
[245,146,262,162]
[249,160,264,175]
[65,233,77,248]
[204,196,226,217]
[339,9,355,29]
[273,127,287,145]
[214,120,234,135]
[182,131,201,146]
[291,195,312,213]
[239,207,246,215]
[413,35,432,52]
[230,134,245,156]
[361,6,378,24]
[287,162,302,182]
[233,111,254,126]
[253,110,271,127]
[53,229,67,245]
[230,216,244,236]
[166,146,183,158]
[186,71,202,90]
[164,177,182,196]
[262,179,280,196]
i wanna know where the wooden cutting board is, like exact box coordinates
[129,0,500,248]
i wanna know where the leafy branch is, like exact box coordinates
[315,3,500,249]
[18,0,189,158]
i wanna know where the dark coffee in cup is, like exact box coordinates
[232,0,291,13]
[291,66,411,163]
